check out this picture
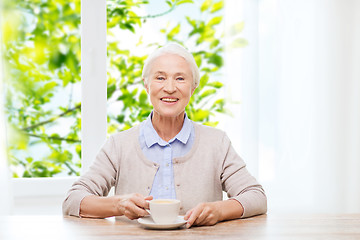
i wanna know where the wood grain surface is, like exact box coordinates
[1,214,359,240]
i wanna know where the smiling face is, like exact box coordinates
[144,53,195,120]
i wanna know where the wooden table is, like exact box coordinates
[1,214,359,240]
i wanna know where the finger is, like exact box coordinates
[137,208,150,217]
[133,195,153,217]
[144,195,153,201]
[195,204,219,226]
[133,199,150,217]
[122,201,139,220]
[193,209,208,226]
[144,196,153,210]
[184,209,194,220]
[125,202,149,219]
[131,194,148,209]
[186,206,203,228]
[121,194,148,219]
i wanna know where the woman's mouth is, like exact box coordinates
[161,97,179,103]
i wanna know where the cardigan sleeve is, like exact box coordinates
[62,135,118,217]
[220,134,267,218]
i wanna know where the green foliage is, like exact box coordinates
[1,0,246,178]
[2,0,81,177]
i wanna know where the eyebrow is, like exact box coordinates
[154,71,167,75]
[154,71,188,76]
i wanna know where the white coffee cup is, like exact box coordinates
[148,199,180,224]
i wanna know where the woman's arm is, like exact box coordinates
[63,136,118,217]
[79,194,153,219]
[184,132,266,228]
[184,199,244,228]
[220,134,267,219]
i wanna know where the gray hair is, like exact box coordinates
[142,43,200,89]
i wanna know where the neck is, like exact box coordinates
[151,111,185,142]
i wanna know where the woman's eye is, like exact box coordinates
[156,76,165,80]
[176,77,184,81]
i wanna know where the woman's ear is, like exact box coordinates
[191,86,196,96]
[143,78,149,93]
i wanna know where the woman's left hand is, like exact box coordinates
[184,202,222,228]
[184,199,244,228]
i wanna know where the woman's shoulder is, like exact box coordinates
[192,121,228,140]
[191,121,232,156]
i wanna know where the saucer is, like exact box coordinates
[137,216,187,230]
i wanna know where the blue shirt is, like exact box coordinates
[139,113,194,199]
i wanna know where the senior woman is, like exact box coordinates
[62,43,267,228]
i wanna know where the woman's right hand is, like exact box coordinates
[116,193,153,220]
[79,193,152,219]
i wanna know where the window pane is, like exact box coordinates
[1,0,81,177]
[106,0,227,134]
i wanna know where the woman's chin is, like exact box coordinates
[153,110,185,119]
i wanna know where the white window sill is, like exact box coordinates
[11,177,78,197]
[10,177,78,215]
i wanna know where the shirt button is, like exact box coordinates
[166,163,169,167]
[165,187,169,190]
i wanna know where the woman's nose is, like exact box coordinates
[163,79,176,93]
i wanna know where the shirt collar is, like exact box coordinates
[143,112,192,148]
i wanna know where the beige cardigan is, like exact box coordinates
[62,122,267,218]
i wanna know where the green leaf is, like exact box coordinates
[65,51,78,73]
[208,81,223,88]
[120,22,135,33]
[176,0,194,5]
[168,24,181,39]
[200,0,212,12]
[194,54,202,68]
[192,109,210,121]
[107,84,116,99]
[230,38,248,48]
[227,22,245,36]
[107,16,121,28]
[200,74,209,88]
[75,144,81,158]
[43,82,57,92]
[200,89,216,99]
[49,52,66,70]
[166,0,172,7]
[186,16,196,27]
[208,16,223,27]
[210,39,220,49]
[203,121,218,127]
[139,90,148,105]
[211,98,225,110]
[116,114,125,123]
[208,53,223,67]
[210,1,223,13]
[50,133,62,145]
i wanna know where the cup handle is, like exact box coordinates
[145,200,151,215]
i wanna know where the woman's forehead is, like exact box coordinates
[150,54,192,72]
